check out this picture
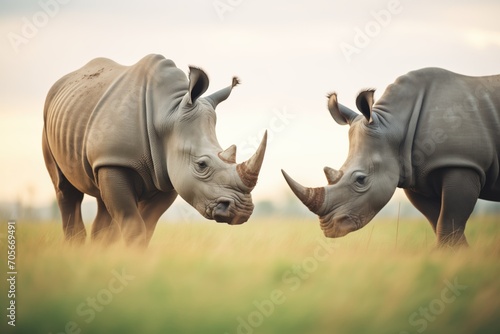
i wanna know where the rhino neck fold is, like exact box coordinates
[373,73,428,189]
[396,89,425,189]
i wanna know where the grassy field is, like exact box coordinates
[1,215,499,334]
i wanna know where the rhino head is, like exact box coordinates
[282,91,399,237]
[166,67,267,225]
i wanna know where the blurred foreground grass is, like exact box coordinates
[1,215,499,334]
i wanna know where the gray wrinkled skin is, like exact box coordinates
[283,68,500,247]
[43,54,266,247]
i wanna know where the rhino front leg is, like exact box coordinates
[435,168,481,248]
[139,190,178,246]
[90,197,120,245]
[98,167,147,248]
[404,189,441,233]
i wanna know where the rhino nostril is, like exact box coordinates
[216,200,230,213]
[213,200,232,223]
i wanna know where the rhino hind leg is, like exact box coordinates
[55,180,87,244]
[139,190,178,245]
[97,167,147,248]
[43,132,86,244]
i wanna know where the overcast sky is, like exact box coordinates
[1,0,500,210]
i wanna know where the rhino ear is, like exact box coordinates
[356,89,375,124]
[187,66,209,104]
[327,92,358,126]
[205,77,240,109]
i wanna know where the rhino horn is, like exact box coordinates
[281,170,325,214]
[236,131,267,190]
[324,166,343,185]
[219,144,237,164]
[206,77,240,109]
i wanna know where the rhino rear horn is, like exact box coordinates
[327,92,358,126]
[281,170,325,214]
[206,77,240,109]
[324,166,343,185]
[236,131,267,190]
[219,145,237,164]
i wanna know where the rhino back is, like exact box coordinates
[44,54,187,196]
[391,68,500,197]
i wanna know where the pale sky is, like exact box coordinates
[1,0,500,210]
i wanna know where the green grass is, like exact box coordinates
[1,216,499,334]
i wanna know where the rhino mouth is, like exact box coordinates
[319,214,361,238]
[206,197,253,225]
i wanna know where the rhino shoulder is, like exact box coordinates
[137,54,175,66]
[395,67,455,85]
[84,57,120,68]
[132,54,178,75]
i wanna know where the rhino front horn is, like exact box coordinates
[281,170,325,214]
[237,131,267,190]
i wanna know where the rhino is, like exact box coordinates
[43,54,267,247]
[282,68,500,247]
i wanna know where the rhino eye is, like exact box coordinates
[197,161,208,170]
[196,160,208,172]
[355,175,366,185]
[192,157,213,179]
[351,172,369,192]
